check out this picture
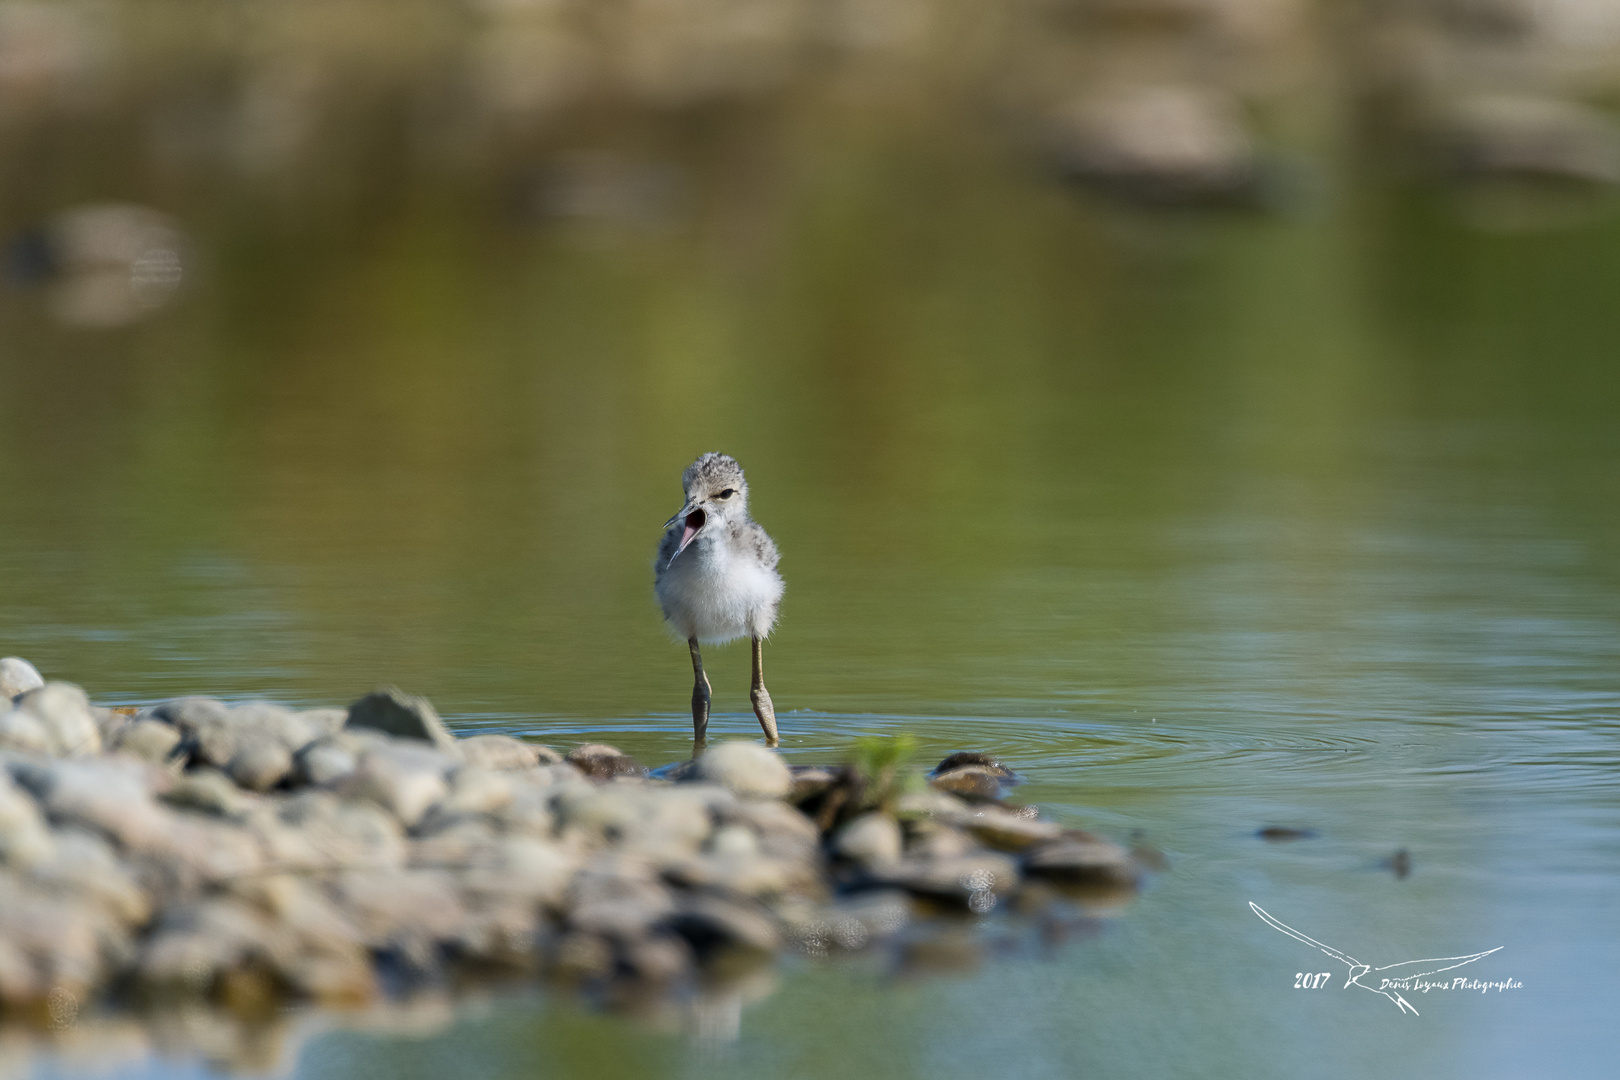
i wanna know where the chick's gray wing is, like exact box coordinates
[743,521,780,571]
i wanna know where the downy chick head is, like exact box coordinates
[664,452,749,562]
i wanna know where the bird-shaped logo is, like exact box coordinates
[1250,902,1503,1015]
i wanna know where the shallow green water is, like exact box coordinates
[5,31,1620,1078]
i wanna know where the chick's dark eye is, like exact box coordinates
[718,489,735,499]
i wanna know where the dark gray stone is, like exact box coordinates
[346,688,459,752]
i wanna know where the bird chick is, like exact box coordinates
[654,453,783,745]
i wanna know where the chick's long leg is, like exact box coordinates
[689,638,711,746]
[750,636,779,745]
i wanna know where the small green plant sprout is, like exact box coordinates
[849,733,925,812]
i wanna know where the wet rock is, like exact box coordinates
[902,820,976,861]
[1436,94,1620,185]
[227,736,294,793]
[1256,826,1315,842]
[831,812,903,867]
[963,805,1063,852]
[111,718,185,766]
[1021,833,1140,891]
[460,734,556,771]
[787,765,839,804]
[1047,85,1262,205]
[871,852,1020,913]
[12,682,102,756]
[665,894,780,968]
[0,657,44,701]
[931,751,1013,778]
[346,688,459,754]
[895,788,974,826]
[566,743,644,780]
[929,765,1010,802]
[694,741,790,799]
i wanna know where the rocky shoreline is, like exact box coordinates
[0,656,1146,1063]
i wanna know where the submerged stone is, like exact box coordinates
[566,744,644,780]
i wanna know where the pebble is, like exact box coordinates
[296,735,365,787]
[694,741,791,799]
[566,743,644,780]
[929,765,1010,802]
[787,765,839,803]
[229,702,321,755]
[0,657,45,701]
[111,718,184,765]
[346,688,459,754]
[1021,834,1141,891]
[831,812,903,867]
[339,749,452,828]
[12,682,103,757]
[161,768,256,821]
[460,733,556,771]
[963,806,1064,851]
[227,735,294,792]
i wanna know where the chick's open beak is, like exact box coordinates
[664,503,707,562]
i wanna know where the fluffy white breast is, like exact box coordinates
[655,532,783,645]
